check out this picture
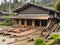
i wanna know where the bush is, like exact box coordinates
[50,34,60,40]
[10,12,15,16]
[0,22,10,26]
[0,16,12,26]
[34,38,46,45]
[34,34,60,45]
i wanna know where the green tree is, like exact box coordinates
[30,0,35,3]
[53,0,58,4]
[13,0,19,9]
[54,0,60,11]
[9,0,12,13]
[3,0,7,11]
[20,0,23,4]
[1,2,4,11]
[23,0,27,3]
[14,0,18,3]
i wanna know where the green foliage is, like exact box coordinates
[46,40,55,45]
[50,34,60,40]
[34,38,46,45]
[14,0,18,3]
[34,34,60,45]
[0,22,10,26]
[34,38,55,45]
[0,0,57,11]
[3,15,9,22]
[10,12,15,16]
[0,15,12,26]
[54,0,60,11]
[47,3,54,7]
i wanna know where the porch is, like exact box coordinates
[12,19,48,27]
[10,14,53,27]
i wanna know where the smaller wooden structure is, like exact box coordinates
[0,11,10,22]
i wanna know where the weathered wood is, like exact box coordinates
[40,19,52,35]
[32,20,35,27]
[8,37,30,45]
[44,23,59,39]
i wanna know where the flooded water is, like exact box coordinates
[0,35,15,45]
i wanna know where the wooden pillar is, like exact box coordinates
[19,19,21,26]
[25,19,27,26]
[32,19,35,27]
[40,20,41,26]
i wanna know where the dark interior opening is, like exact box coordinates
[41,20,47,26]
[15,19,19,25]
[35,20,40,26]
[27,19,32,26]
[21,19,25,25]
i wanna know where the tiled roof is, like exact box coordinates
[13,2,56,13]
[10,14,53,19]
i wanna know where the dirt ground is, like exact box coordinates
[0,26,60,45]
[0,26,13,30]
[0,26,44,45]
[10,30,41,45]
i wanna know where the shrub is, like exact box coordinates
[50,34,60,40]
[0,15,12,26]
[34,38,46,45]
[10,12,15,16]
[34,34,60,45]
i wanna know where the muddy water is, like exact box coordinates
[0,35,15,45]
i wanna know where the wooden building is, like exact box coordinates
[10,3,59,27]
